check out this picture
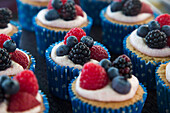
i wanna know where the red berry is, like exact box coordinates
[90,45,108,61]
[11,49,29,69]
[114,0,121,2]
[47,0,53,9]
[0,34,11,48]
[14,70,39,97]
[8,92,41,112]
[80,63,109,90]
[75,5,84,17]
[140,2,153,14]
[64,28,86,44]
[155,14,170,27]
[61,0,67,4]
[167,37,170,46]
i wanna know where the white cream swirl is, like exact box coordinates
[37,9,88,28]
[0,24,13,35]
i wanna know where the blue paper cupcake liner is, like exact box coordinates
[123,35,163,89]
[10,21,22,48]
[39,90,49,113]
[68,78,147,113]
[100,8,159,54]
[16,0,46,31]
[45,40,110,100]
[155,62,170,113]
[33,16,93,57]
[80,0,112,25]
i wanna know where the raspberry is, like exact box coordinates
[155,14,170,27]
[75,5,84,17]
[47,0,53,9]
[0,34,11,48]
[167,37,170,46]
[61,0,67,4]
[90,45,108,62]
[64,28,86,44]
[80,63,109,90]
[14,70,39,97]
[140,2,153,14]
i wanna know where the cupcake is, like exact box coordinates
[0,70,49,113]
[16,0,49,31]
[123,14,170,89]
[0,8,22,47]
[0,34,36,77]
[100,0,158,54]
[80,0,112,25]
[155,62,170,113]
[33,0,93,56]
[69,55,147,113]
[45,28,110,100]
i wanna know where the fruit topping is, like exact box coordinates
[48,0,53,10]
[75,5,84,17]
[52,0,63,10]
[0,86,5,103]
[0,8,12,28]
[80,36,94,48]
[56,45,70,56]
[3,40,16,52]
[161,25,170,37]
[155,14,170,27]
[66,36,78,48]
[137,25,149,37]
[148,20,160,31]
[99,59,112,71]
[0,34,11,48]
[140,2,153,14]
[80,63,109,90]
[0,48,11,71]
[110,1,123,12]
[45,9,60,21]
[107,67,119,80]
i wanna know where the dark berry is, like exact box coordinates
[0,75,10,85]
[137,25,149,37]
[68,42,91,65]
[1,79,19,95]
[66,36,78,48]
[161,25,170,37]
[99,59,112,71]
[0,8,12,28]
[45,9,60,21]
[110,1,123,12]
[0,86,5,103]
[80,36,94,48]
[107,67,119,80]
[0,48,11,71]
[122,0,142,16]
[121,0,128,4]
[3,40,16,52]
[52,0,63,9]
[56,45,70,56]
[111,76,131,94]
[148,21,160,31]
[145,30,167,49]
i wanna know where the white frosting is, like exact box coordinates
[0,24,13,35]
[130,29,170,57]
[51,42,99,70]
[76,75,139,102]
[37,9,88,28]
[30,0,49,2]
[166,63,170,82]
[0,101,8,113]
[106,5,152,23]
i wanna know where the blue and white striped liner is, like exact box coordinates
[39,90,49,113]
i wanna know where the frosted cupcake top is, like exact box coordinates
[166,63,170,82]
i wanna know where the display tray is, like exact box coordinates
[20,26,158,113]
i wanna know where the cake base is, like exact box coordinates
[20,0,48,6]
[8,25,18,37]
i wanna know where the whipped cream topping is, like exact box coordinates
[106,5,152,23]
[51,42,99,70]
[0,101,8,113]
[37,9,88,28]
[166,63,170,82]
[30,0,49,2]
[76,74,139,102]
[130,29,170,57]
[0,24,13,35]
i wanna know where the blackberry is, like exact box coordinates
[59,1,76,21]
[122,0,142,16]
[68,42,91,65]
[113,55,132,78]
[0,48,11,71]
[145,30,167,49]
[0,8,12,28]
[0,86,5,103]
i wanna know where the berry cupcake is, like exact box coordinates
[0,34,36,77]
[123,14,170,89]
[80,0,112,25]
[0,70,49,113]
[33,0,93,56]
[155,62,170,113]
[16,0,49,31]
[45,28,110,100]
[0,8,22,47]
[69,55,147,113]
[100,0,158,54]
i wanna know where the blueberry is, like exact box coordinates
[148,21,160,31]
[66,36,78,48]
[99,59,112,71]
[111,1,123,12]
[137,25,149,37]
[111,76,131,94]
[2,79,20,95]
[45,9,60,21]
[107,67,119,80]
[56,45,70,56]
[0,75,10,85]
[161,25,170,37]
[80,36,94,48]
[3,40,16,52]
[52,0,63,10]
